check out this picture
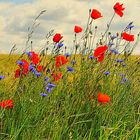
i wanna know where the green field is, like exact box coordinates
[0,54,140,140]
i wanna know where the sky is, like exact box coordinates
[0,0,140,54]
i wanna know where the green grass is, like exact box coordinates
[0,54,140,140]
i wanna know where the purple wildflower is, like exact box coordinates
[110,35,117,40]
[111,49,119,55]
[104,71,110,75]
[71,60,76,65]
[108,42,114,47]
[29,65,36,73]
[26,52,32,57]
[46,87,52,93]
[89,56,94,59]
[47,83,56,88]
[121,81,125,84]
[35,72,41,76]
[67,66,74,72]
[64,53,70,57]
[16,60,24,65]
[0,76,5,80]
[115,59,123,63]
[121,77,128,84]
[122,64,127,67]
[120,73,125,77]
[40,93,48,97]
[125,22,134,30]
[123,78,128,82]
[44,76,50,82]
[57,43,64,47]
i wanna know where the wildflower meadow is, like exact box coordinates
[0,1,140,140]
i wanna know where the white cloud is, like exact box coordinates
[0,0,139,54]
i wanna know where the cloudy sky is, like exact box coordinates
[0,0,140,54]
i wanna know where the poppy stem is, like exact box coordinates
[102,12,115,40]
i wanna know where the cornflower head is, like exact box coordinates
[71,60,76,65]
[64,53,70,57]
[47,83,56,88]
[115,59,123,63]
[40,93,48,97]
[104,71,110,75]
[124,22,134,31]
[57,43,64,48]
[0,76,5,80]
[16,60,24,65]
[44,76,50,82]
[29,65,36,73]
[46,87,53,93]
[121,77,128,84]
[34,72,41,77]
[26,52,33,57]
[89,55,94,59]
[120,73,125,77]
[110,35,117,40]
[108,42,114,47]
[67,66,74,72]
[110,49,119,55]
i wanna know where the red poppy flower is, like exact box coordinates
[37,65,43,72]
[91,9,102,20]
[20,59,29,69]
[74,25,83,33]
[22,68,29,75]
[55,55,68,68]
[113,2,125,17]
[30,52,40,65]
[0,99,14,109]
[97,53,105,62]
[52,72,62,81]
[15,69,21,78]
[98,93,110,103]
[53,33,63,43]
[122,32,134,42]
[94,46,108,62]
[94,46,108,57]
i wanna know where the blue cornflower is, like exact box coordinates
[44,76,50,82]
[71,60,76,65]
[29,65,36,73]
[47,83,56,88]
[126,25,134,30]
[110,35,117,40]
[40,93,48,97]
[46,87,52,93]
[57,43,64,47]
[26,52,32,57]
[123,78,128,82]
[89,56,94,59]
[121,81,125,84]
[115,59,123,63]
[64,53,70,57]
[125,22,134,30]
[111,49,119,55]
[108,42,114,47]
[120,73,125,77]
[67,66,74,72]
[121,78,128,84]
[122,64,127,67]
[35,72,41,76]
[104,71,110,75]
[0,76,5,80]
[16,60,24,65]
